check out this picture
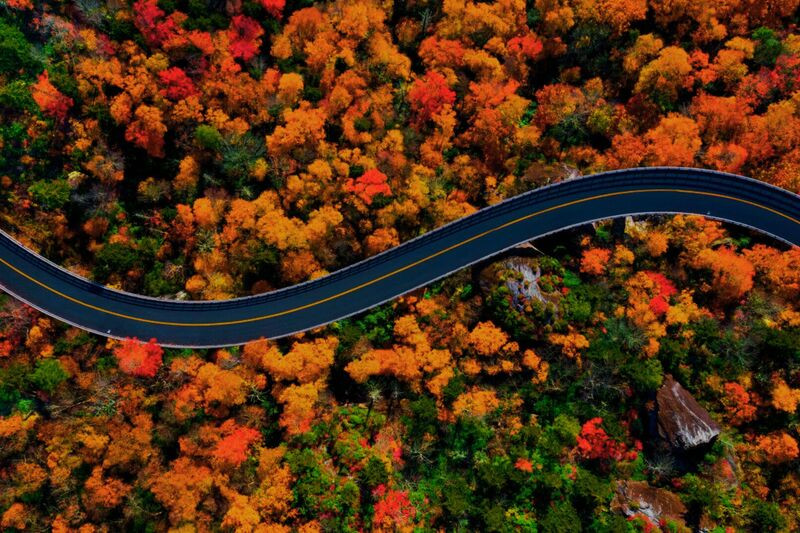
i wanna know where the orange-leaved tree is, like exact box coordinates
[213,421,262,466]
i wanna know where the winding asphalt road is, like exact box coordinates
[0,167,798,347]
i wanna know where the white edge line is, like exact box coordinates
[4,167,797,308]
[0,210,790,349]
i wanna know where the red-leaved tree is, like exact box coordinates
[345,168,392,205]
[228,15,264,61]
[212,423,261,466]
[258,0,285,18]
[115,338,163,378]
[575,417,633,461]
[372,484,416,529]
[407,70,456,125]
[158,67,197,101]
[32,71,73,121]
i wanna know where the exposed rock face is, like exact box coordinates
[612,481,687,528]
[657,375,721,450]
[516,162,580,192]
[499,257,544,310]
[477,245,558,313]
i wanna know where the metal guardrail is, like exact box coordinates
[2,168,798,315]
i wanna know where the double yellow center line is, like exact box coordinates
[0,187,797,328]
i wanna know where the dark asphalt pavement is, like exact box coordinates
[0,167,798,347]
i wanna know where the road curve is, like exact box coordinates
[0,167,798,348]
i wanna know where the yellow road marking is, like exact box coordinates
[0,187,797,328]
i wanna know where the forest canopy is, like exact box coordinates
[1,0,800,531]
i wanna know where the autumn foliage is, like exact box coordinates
[114,337,163,378]
[575,417,633,462]
[372,485,417,530]
[2,0,800,530]
[580,248,612,276]
[755,432,800,464]
[212,423,261,466]
[228,15,264,61]
[31,71,73,121]
[408,70,456,125]
[344,168,393,205]
[722,382,758,425]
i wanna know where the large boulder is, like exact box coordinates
[657,375,721,450]
[612,480,688,529]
